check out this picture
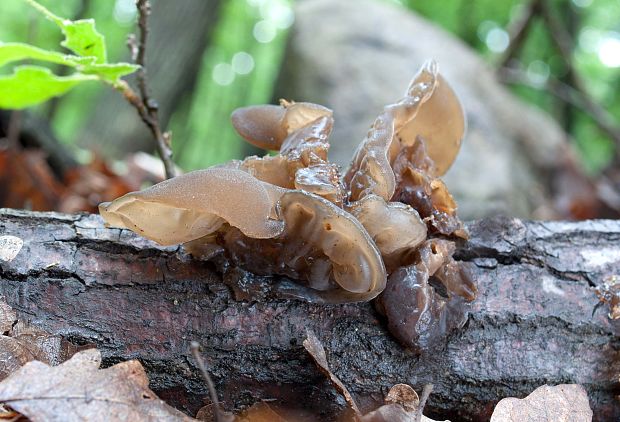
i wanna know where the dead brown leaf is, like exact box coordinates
[384,384,419,413]
[196,401,317,422]
[195,404,235,422]
[0,337,35,381]
[490,384,593,422]
[235,402,290,422]
[0,149,64,211]
[0,146,140,214]
[302,330,360,416]
[10,321,80,367]
[0,403,22,420]
[361,384,447,422]
[0,298,82,382]
[302,331,448,422]
[361,404,448,422]
[59,155,137,214]
[361,403,412,422]
[0,349,196,422]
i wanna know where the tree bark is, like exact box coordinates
[0,209,618,421]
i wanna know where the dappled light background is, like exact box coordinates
[0,0,618,215]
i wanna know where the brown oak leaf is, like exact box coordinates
[0,349,196,422]
[490,384,593,422]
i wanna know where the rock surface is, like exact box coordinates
[276,0,575,219]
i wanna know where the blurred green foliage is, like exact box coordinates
[403,0,620,174]
[0,0,139,109]
[0,0,617,174]
[0,0,135,155]
[169,0,290,169]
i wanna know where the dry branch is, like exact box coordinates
[120,0,177,179]
[0,208,618,421]
[496,0,620,167]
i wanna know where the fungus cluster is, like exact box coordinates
[99,61,477,351]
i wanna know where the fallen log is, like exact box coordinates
[0,208,618,421]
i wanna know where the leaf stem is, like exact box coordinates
[23,0,64,27]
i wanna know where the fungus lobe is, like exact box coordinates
[100,61,477,351]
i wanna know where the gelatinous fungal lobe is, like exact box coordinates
[348,194,427,271]
[344,61,438,203]
[231,100,332,151]
[376,239,477,352]
[233,102,345,205]
[395,74,466,177]
[344,60,464,204]
[99,61,476,346]
[99,167,285,245]
[295,164,344,206]
[216,191,387,303]
[391,139,466,237]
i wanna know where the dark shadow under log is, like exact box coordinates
[0,209,618,421]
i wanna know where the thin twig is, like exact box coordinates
[498,66,620,150]
[497,0,542,68]
[415,384,433,422]
[539,0,573,61]
[190,341,223,422]
[496,0,620,167]
[539,1,620,151]
[120,0,177,179]
[135,0,152,103]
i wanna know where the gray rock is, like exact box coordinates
[276,0,572,219]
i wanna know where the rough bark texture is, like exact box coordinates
[0,208,618,421]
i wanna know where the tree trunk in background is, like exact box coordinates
[0,209,618,421]
[82,0,220,157]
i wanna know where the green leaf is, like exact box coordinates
[80,62,140,84]
[0,42,94,68]
[0,42,138,84]
[60,19,107,63]
[24,0,107,63]
[0,65,96,109]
